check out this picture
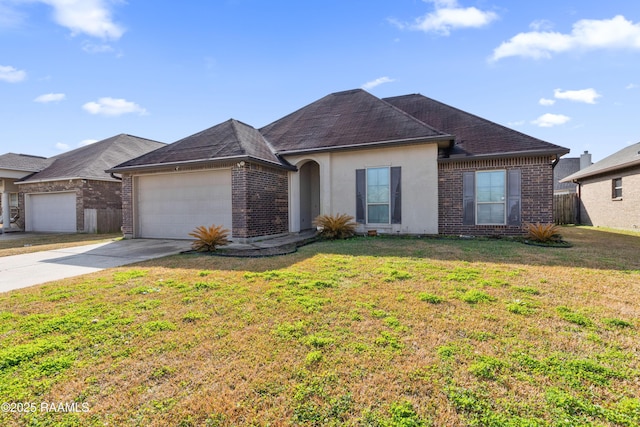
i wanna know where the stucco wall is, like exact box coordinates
[285,143,439,235]
[578,165,640,230]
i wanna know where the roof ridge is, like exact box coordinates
[386,93,567,150]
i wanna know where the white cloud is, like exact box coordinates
[554,88,601,104]
[81,41,115,53]
[55,142,70,151]
[361,76,395,90]
[626,83,638,90]
[34,93,66,103]
[396,0,498,35]
[539,98,555,106]
[82,97,148,116]
[532,113,571,127]
[529,19,554,32]
[79,139,98,146]
[492,15,640,61]
[0,65,26,83]
[39,0,125,40]
[507,120,525,127]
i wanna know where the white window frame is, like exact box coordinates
[9,193,18,208]
[476,170,506,225]
[366,166,391,224]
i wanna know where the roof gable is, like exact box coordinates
[19,134,165,183]
[562,142,640,182]
[261,89,450,154]
[112,119,287,170]
[384,94,569,159]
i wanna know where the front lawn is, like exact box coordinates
[0,227,638,426]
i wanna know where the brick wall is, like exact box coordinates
[232,162,289,239]
[438,156,555,236]
[17,179,122,233]
[121,174,134,237]
[578,165,640,230]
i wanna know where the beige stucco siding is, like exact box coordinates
[579,166,640,230]
[285,143,439,235]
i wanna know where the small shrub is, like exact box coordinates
[313,213,356,239]
[524,222,561,243]
[189,224,230,252]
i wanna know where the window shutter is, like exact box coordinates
[507,169,521,226]
[390,166,401,224]
[462,172,475,225]
[356,169,366,223]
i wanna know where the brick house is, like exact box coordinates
[9,134,164,233]
[110,89,569,241]
[561,142,640,230]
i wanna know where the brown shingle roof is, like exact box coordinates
[384,94,569,159]
[18,134,165,183]
[261,89,451,154]
[111,119,289,171]
[561,142,640,182]
[0,153,52,172]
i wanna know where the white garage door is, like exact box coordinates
[28,192,77,232]
[136,170,232,239]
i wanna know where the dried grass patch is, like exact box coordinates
[0,227,638,426]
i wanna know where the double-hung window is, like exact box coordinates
[9,193,18,208]
[367,167,390,223]
[612,178,622,199]
[356,167,401,225]
[476,170,506,224]
[463,169,521,226]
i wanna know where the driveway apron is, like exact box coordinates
[0,239,191,293]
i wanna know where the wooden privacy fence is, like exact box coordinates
[84,208,123,233]
[554,193,578,225]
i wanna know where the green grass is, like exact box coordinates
[0,226,639,426]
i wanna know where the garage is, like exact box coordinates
[135,170,232,239]
[27,192,77,232]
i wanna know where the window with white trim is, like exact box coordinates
[9,193,18,208]
[356,167,401,225]
[367,167,390,224]
[476,170,506,225]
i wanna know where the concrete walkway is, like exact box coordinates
[0,239,192,293]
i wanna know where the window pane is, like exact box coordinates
[477,203,505,224]
[367,168,389,203]
[368,204,389,224]
[9,193,18,207]
[476,171,505,202]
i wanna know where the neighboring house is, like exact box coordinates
[561,142,640,230]
[10,134,165,233]
[0,153,52,231]
[110,89,569,241]
[553,151,592,195]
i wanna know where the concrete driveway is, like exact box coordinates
[0,239,192,293]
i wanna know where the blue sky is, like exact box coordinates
[2,0,640,162]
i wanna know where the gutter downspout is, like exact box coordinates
[110,172,122,181]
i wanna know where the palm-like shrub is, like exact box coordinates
[313,213,356,240]
[524,222,561,243]
[189,224,230,251]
